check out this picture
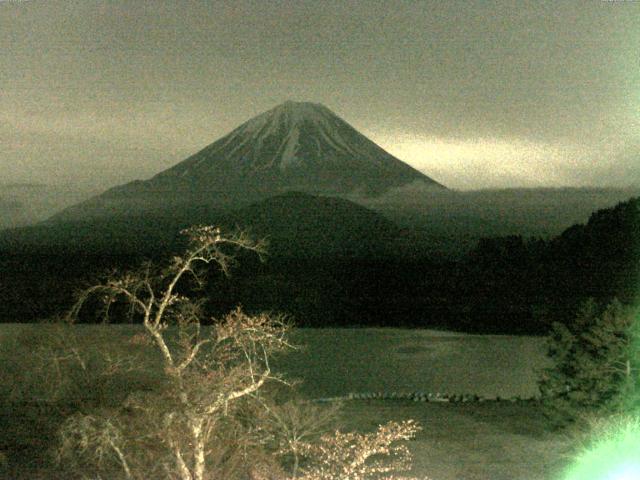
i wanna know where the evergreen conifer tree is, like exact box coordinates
[539,298,640,427]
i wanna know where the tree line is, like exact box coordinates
[0,197,637,334]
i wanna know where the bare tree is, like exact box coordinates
[255,399,342,478]
[295,420,424,480]
[56,225,425,480]
[59,226,292,480]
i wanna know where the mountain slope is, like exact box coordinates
[546,195,640,305]
[1,192,398,259]
[153,101,442,194]
[0,184,98,229]
[52,101,443,222]
[225,191,399,258]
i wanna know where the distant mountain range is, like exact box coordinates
[0,184,98,230]
[52,101,444,222]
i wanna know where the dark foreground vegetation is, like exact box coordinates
[0,193,638,479]
[0,192,638,334]
[1,227,427,480]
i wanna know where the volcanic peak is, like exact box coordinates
[224,100,359,163]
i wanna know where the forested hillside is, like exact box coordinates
[0,195,637,333]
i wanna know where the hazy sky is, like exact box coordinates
[1,0,639,190]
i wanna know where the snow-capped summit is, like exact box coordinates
[151,101,444,194]
[51,102,444,222]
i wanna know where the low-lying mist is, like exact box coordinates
[351,182,640,239]
[0,184,100,230]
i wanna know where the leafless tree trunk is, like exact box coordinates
[61,226,292,480]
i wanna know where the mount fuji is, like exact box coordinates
[53,101,444,221]
[153,100,443,194]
